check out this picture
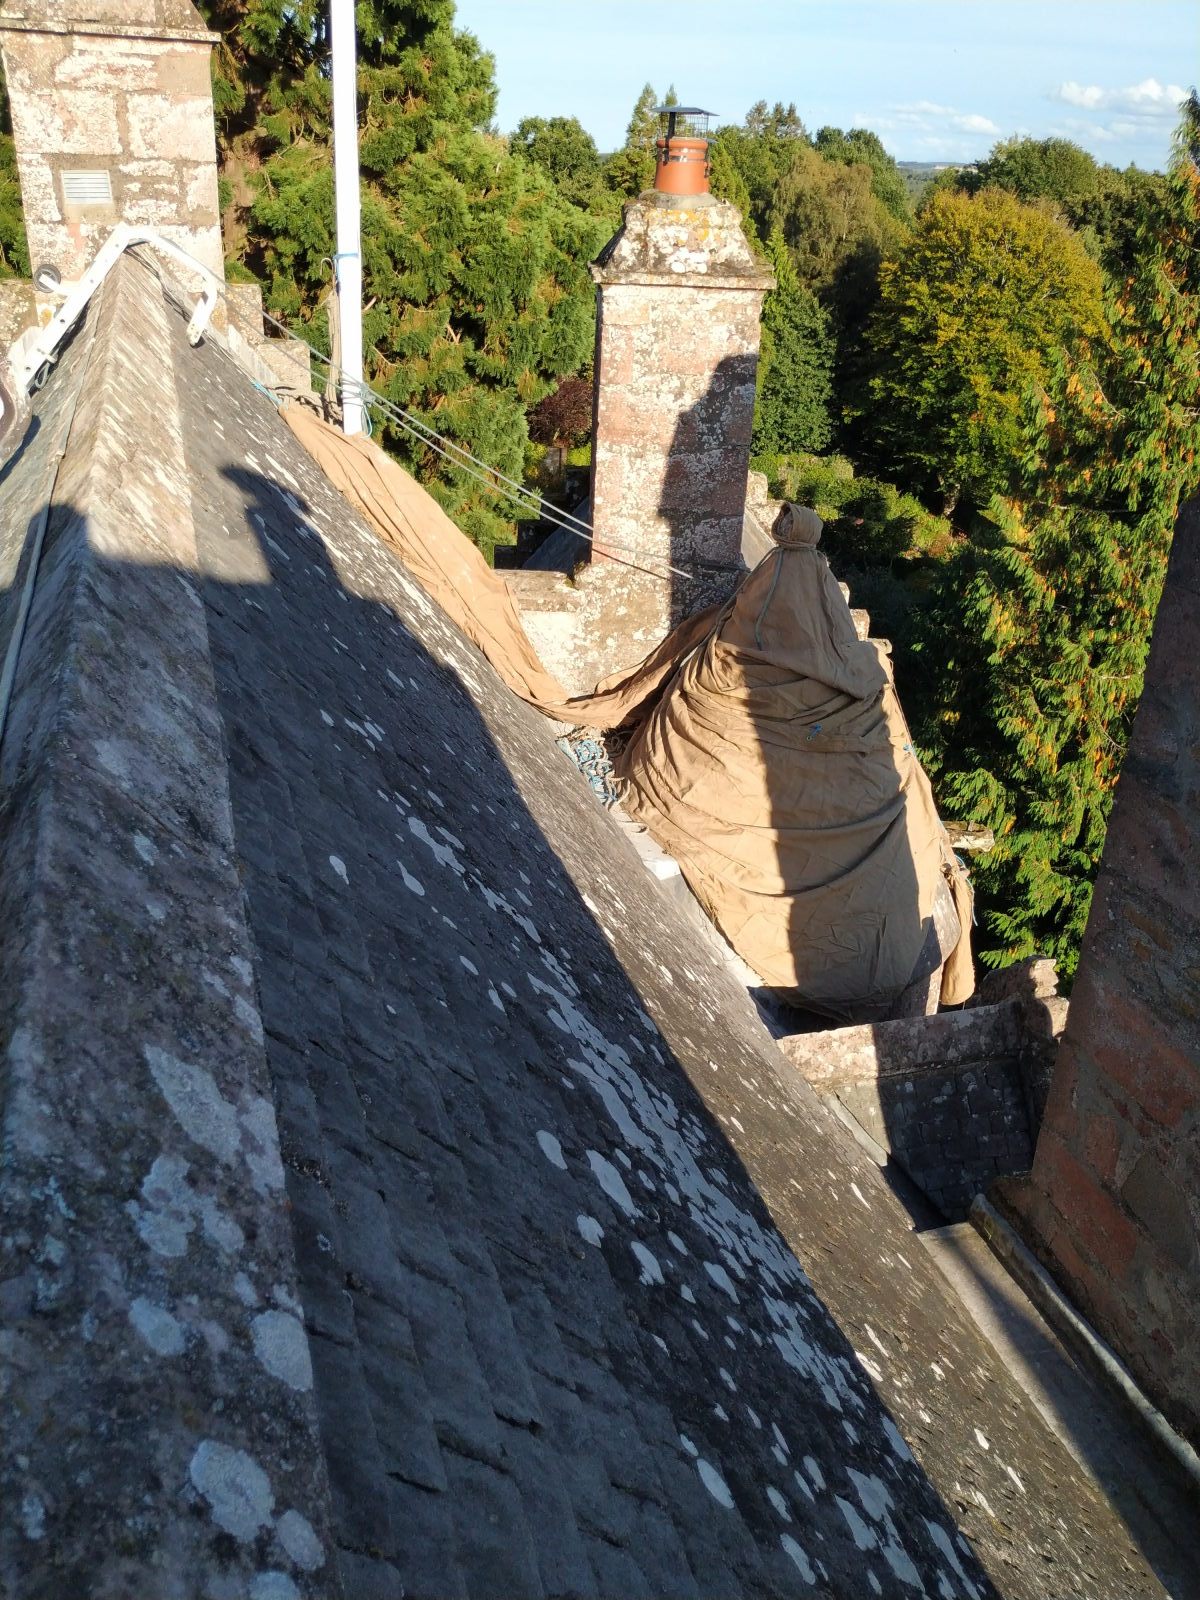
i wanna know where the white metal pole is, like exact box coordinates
[330,0,364,435]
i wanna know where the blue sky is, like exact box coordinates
[452,1,1195,170]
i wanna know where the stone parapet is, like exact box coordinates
[0,278,37,349]
[778,995,1067,1221]
[224,279,312,393]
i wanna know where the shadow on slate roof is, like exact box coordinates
[0,252,1168,1600]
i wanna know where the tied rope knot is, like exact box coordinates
[771,503,823,548]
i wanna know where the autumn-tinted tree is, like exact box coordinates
[815,125,910,222]
[198,0,603,556]
[948,136,1167,279]
[752,229,833,454]
[861,186,1106,511]
[918,95,1200,976]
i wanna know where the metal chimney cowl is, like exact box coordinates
[651,105,714,196]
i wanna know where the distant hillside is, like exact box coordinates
[897,158,976,204]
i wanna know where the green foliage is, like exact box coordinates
[815,125,910,222]
[861,186,1107,511]
[943,136,1169,280]
[625,82,660,151]
[769,140,900,298]
[754,451,952,567]
[709,104,808,242]
[1073,162,1170,278]
[602,144,654,199]
[752,230,834,454]
[707,138,752,217]
[599,82,671,199]
[198,0,603,557]
[918,95,1200,977]
[0,59,29,280]
[512,114,606,211]
[970,135,1100,210]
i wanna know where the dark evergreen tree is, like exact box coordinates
[918,95,1200,977]
[198,0,603,557]
[511,115,608,213]
[0,58,29,279]
[752,229,833,454]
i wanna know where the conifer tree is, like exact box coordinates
[624,82,660,152]
[752,229,834,454]
[199,0,603,556]
[0,59,28,278]
[919,94,1200,977]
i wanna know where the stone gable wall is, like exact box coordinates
[0,14,222,286]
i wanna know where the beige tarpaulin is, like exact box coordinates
[284,403,718,729]
[284,407,972,1012]
[617,506,974,1013]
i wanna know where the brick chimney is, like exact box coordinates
[589,107,773,614]
[0,0,223,289]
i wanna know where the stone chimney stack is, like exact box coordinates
[0,0,223,289]
[589,107,773,623]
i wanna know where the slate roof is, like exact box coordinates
[0,252,1168,1599]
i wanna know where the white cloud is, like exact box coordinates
[1052,78,1187,118]
[890,101,1001,135]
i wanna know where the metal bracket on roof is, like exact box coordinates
[1,226,223,447]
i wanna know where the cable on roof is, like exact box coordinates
[252,302,696,583]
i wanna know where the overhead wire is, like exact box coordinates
[253,301,695,582]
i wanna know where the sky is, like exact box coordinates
[451,0,1195,170]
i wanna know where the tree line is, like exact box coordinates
[1,0,1196,981]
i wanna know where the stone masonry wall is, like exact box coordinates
[592,280,764,595]
[779,999,1064,1221]
[1005,500,1200,1446]
[0,3,222,287]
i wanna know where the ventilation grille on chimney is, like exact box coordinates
[61,170,115,212]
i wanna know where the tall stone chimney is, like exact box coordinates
[0,0,223,288]
[589,107,773,618]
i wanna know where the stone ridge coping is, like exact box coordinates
[0,253,338,1596]
[0,13,218,39]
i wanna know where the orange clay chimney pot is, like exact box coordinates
[652,106,715,196]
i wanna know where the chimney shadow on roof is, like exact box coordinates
[659,352,758,632]
[172,426,1019,1596]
